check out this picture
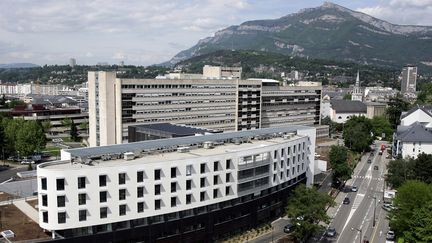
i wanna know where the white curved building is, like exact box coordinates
[37,126,316,242]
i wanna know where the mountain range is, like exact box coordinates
[0,63,39,69]
[168,2,432,71]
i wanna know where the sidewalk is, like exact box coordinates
[13,197,39,223]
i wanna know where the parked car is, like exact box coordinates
[284,223,295,233]
[386,230,395,240]
[326,227,337,237]
[343,197,350,204]
[351,186,358,192]
[20,159,35,164]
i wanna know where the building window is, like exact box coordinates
[138,202,144,213]
[57,195,65,207]
[78,193,86,205]
[42,194,48,207]
[155,184,161,195]
[280,172,283,180]
[58,212,66,224]
[78,177,86,189]
[226,173,231,182]
[155,169,161,180]
[171,197,177,207]
[274,150,277,159]
[171,167,177,178]
[186,180,192,190]
[213,189,218,199]
[273,162,277,171]
[119,189,126,200]
[226,186,231,195]
[41,178,47,190]
[200,163,206,173]
[119,204,126,216]
[214,161,219,171]
[171,182,177,193]
[137,171,144,182]
[288,147,291,155]
[226,159,232,169]
[42,211,48,223]
[186,165,193,176]
[281,148,285,156]
[56,178,65,191]
[79,210,87,221]
[137,187,144,198]
[186,194,192,204]
[155,199,161,210]
[100,207,108,218]
[99,175,107,187]
[200,192,206,202]
[200,178,206,188]
[213,175,219,185]
[273,174,276,182]
[119,173,126,185]
[100,191,107,203]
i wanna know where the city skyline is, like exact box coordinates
[1,0,432,66]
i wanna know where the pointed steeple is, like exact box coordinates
[355,70,360,87]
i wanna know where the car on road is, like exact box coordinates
[283,223,295,233]
[367,159,372,163]
[343,197,350,204]
[351,186,358,192]
[374,165,379,170]
[386,230,395,240]
[326,227,337,237]
[20,159,35,164]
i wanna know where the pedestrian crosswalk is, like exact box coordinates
[352,175,384,181]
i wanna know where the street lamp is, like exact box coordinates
[351,227,362,243]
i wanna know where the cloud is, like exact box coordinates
[357,0,432,25]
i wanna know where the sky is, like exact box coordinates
[1,0,432,66]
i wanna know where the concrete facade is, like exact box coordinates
[88,72,322,147]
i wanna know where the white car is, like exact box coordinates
[20,159,35,164]
[351,186,358,192]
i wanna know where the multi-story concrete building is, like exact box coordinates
[88,72,321,147]
[202,65,242,79]
[401,65,417,94]
[37,125,315,242]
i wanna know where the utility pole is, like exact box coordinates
[351,227,362,243]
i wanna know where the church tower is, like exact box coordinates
[351,70,363,101]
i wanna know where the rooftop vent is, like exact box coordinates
[124,152,135,161]
[177,147,190,153]
[203,141,214,149]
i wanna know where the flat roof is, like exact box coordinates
[46,134,307,170]
[65,125,313,158]
[131,123,220,136]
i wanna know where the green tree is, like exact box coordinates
[61,118,73,128]
[329,145,352,187]
[370,116,393,141]
[15,120,46,157]
[70,120,79,142]
[41,120,52,133]
[285,185,335,242]
[343,93,352,100]
[390,181,432,235]
[412,154,432,184]
[403,200,432,242]
[386,158,415,188]
[3,118,24,156]
[386,93,411,129]
[79,121,89,130]
[343,116,373,152]
[417,83,432,104]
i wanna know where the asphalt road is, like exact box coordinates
[0,164,28,183]
[322,141,391,243]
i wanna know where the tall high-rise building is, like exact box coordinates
[69,58,76,67]
[88,71,321,147]
[401,65,417,94]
